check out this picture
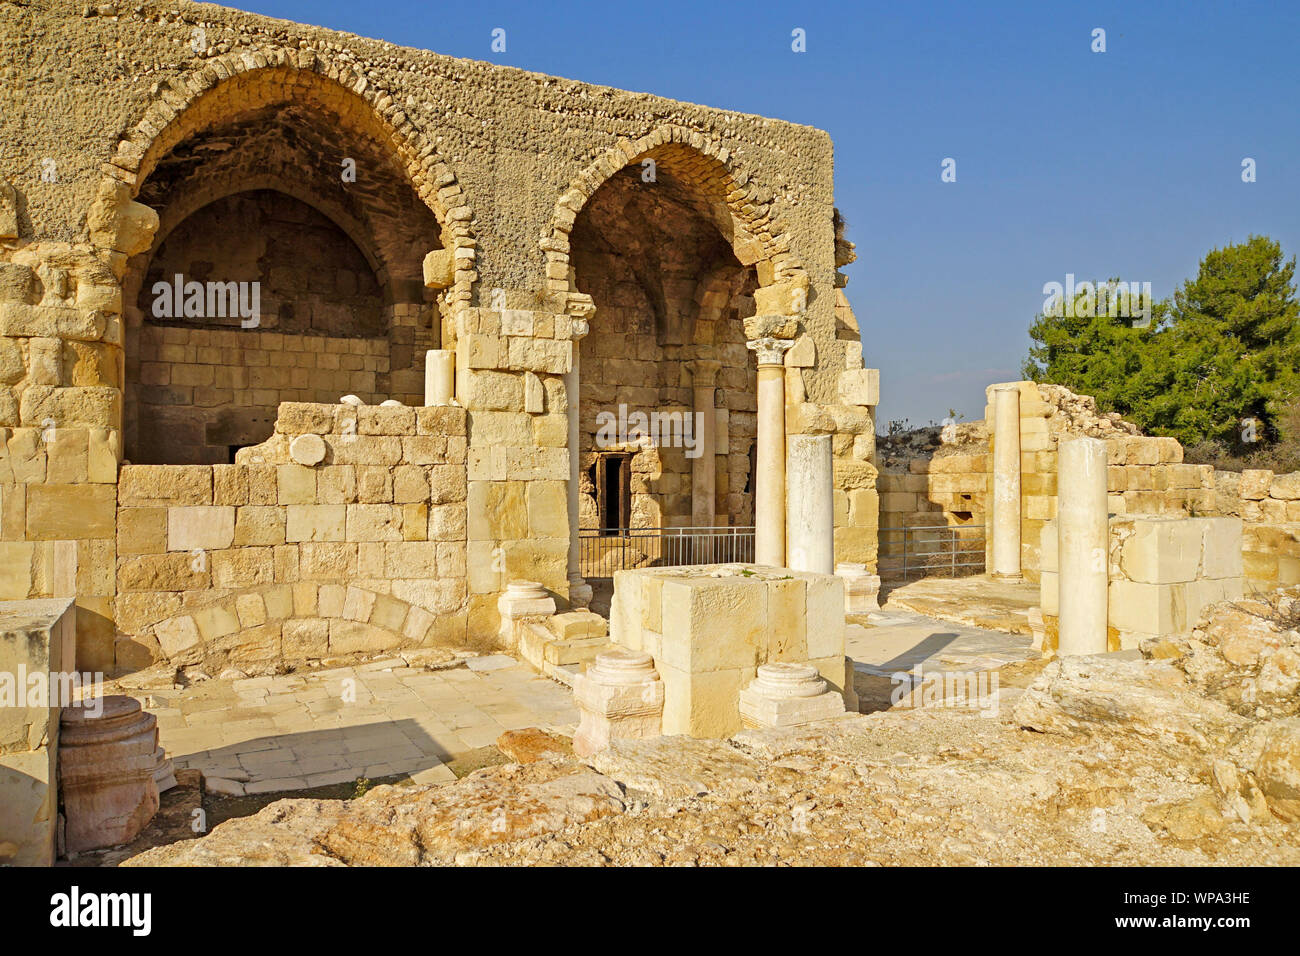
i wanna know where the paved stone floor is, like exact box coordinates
[129,655,578,795]
[846,609,1039,679]
[124,578,1037,796]
[880,573,1040,635]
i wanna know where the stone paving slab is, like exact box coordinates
[845,610,1038,679]
[125,658,578,796]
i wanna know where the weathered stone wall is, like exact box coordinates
[114,401,468,674]
[128,327,391,463]
[1212,469,1300,592]
[982,382,1215,583]
[875,381,1291,595]
[1,0,875,666]
[1039,514,1243,653]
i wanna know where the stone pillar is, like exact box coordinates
[572,649,664,757]
[566,318,592,607]
[990,384,1022,579]
[0,597,75,865]
[748,337,793,566]
[424,349,455,406]
[786,433,834,573]
[688,359,721,563]
[1057,437,1109,656]
[688,360,721,528]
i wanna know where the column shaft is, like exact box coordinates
[786,433,834,573]
[566,320,592,605]
[749,337,793,566]
[1058,437,1109,656]
[424,349,454,406]
[990,384,1022,578]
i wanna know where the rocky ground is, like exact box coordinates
[125,592,1300,867]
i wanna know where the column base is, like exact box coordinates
[568,573,593,609]
[990,572,1024,583]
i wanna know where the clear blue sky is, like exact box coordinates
[234,0,1300,427]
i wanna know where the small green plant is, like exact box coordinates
[352,776,372,798]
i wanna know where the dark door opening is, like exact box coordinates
[596,453,631,534]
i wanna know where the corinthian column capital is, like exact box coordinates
[747,336,795,367]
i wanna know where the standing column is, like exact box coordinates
[1057,437,1109,656]
[748,337,794,566]
[566,319,592,607]
[990,384,1022,579]
[688,360,721,561]
[786,433,834,573]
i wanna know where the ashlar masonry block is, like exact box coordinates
[610,564,846,738]
[0,598,75,866]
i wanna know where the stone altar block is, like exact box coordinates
[610,564,850,738]
[0,598,76,866]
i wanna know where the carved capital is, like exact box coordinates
[747,336,795,367]
[686,359,722,388]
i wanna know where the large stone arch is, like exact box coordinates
[88,54,483,463]
[95,53,478,306]
[542,125,808,307]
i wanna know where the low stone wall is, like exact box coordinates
[878,451,986,573]
[984,383,1215,582]
[1039,514,1243,652]
[0,597,75,865]
[0,425,120,672]
[1213,469,1300,592]
[114,401,470,674]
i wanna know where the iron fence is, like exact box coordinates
[579,526,755,578]
[878,523,985,580]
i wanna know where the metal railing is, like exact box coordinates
[878,523,985,580]
[579,526,755,578]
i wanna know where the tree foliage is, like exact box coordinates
[1024,237,1300,448]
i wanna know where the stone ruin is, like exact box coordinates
[1,0,1297,869]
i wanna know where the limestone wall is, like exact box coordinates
[1211,469,1300,592]
[1039,515,1243,653]
[128,327,392,463]
[1,0,877,663]
[877,450,987,574]
[113,401,469,674]
[981,382,1215,583]
[0,424,121,672]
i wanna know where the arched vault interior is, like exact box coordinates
[123,99,443,464]
[570,162,760,534]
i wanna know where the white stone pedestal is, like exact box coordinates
[572,649,664,757]
[740,663,846,728]
[496,581,557,650]
[836,562,881,613]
